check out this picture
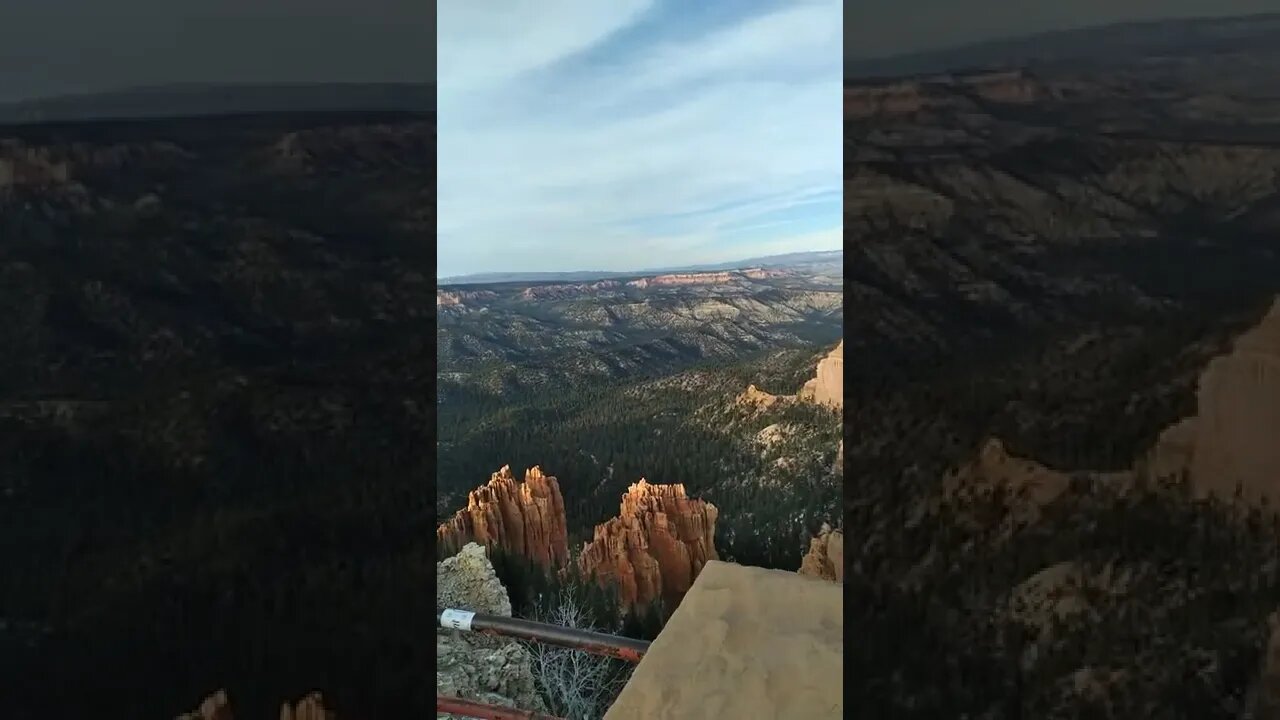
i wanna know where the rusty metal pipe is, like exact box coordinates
[437,608,650,663]
[436,694,565,719]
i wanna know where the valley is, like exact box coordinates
[847,17,1280,718]
[436,266,845,581]
[0,109,436,719]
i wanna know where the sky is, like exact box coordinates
[436,0,843,278]
[847,0,1279,59]
[0,0,432,103]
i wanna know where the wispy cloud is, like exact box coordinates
[437,0,842,277]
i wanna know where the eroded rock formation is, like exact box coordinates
[579,480,718,612]
[437,543,546,717]
[1149,298,1280,504]
[278,693,334,720]
[437,465,569,570]
[175,691,233,720]
[943,438,1129,532]
[0,143,72,190]
[736,383,784,410]
[799,340,844,410]
[798,523,844,583]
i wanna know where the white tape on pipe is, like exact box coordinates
[440,608,476,631]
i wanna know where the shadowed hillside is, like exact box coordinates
[847,17,1280,718]
[0,109,434,718]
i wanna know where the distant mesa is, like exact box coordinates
[845,70,1045,120]
[624,268,780,289]
[0,82,433,125]
[436,465,570,571]
[437,250,841,287]
[579,479,719,613]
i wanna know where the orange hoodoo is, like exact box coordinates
[578,479,718,613]
[437,465,570,570]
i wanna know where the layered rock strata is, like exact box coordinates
[437,465,569,570]
[579,480,718,612]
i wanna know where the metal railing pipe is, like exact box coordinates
[436,694,565,719]
[437,607,651,663]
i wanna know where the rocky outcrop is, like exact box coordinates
[437,465,569,570]
[174,690,334,720]
[604,561,843,719]
[278,694,334,720]
[437,543,545,716]
[944,439,1104,533]
[736,383,784,410]
[436,289,498,308]
[579,480,718,612]
[0,143,72,191]
[1149,298,1280,504]
[175,690,233,720]
[798,523,844,583]
[946,438,1072,516]
[799,340,843,410]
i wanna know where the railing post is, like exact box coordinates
[437,608,651,663]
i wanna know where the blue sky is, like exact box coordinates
[437,0,843,277]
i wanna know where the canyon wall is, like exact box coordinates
[1149,298,1280,504]
[579,480,719,612]
[799,340,844,410]
[436,465,569,570]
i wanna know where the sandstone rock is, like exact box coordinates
[437,543,545,717]
[579,480,718,612]
[279,692,333,720]
[0,143,71,190]
[798,523,844,583]
[175,690,233,720]
[736,384,783,410]
[1149,298,1280,504]
[604,561,843,720]
[944,438,1073,526]
[437,465,569,570]
[943,438,1132,535]
[436,542,511,617]
[798,340,843,410]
